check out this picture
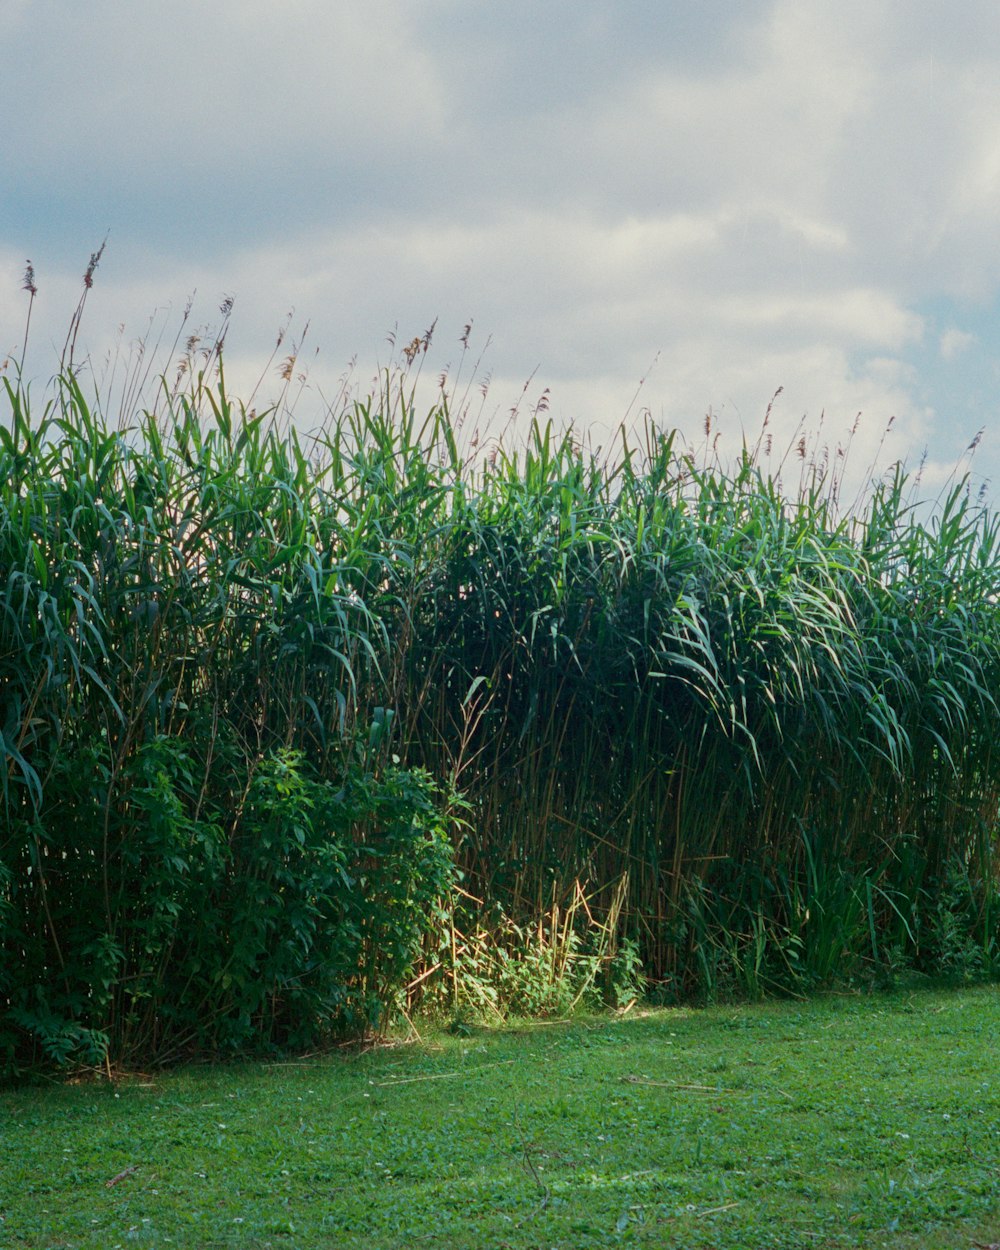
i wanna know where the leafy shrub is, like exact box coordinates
[0,736,456,1075]
[921,859,1000,982]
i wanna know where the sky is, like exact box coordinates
[4,0,1000,506]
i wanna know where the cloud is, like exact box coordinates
[939,327,977,361]
[3,0,1000,502]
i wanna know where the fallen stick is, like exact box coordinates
[698,1201,740,1217]
[619,1075,748,1095]
[105,1165,138,1188]
[377,1058,516,1087]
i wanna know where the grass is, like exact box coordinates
[2,984,999,1249]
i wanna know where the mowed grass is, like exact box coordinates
[2,986,999,1249]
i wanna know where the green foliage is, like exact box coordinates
[2,323,1000,1072]
[440,880,644,1022]
[0,730,455,1073]
[921,857,999,980]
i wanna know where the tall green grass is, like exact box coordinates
[387,408,1000,997]
[0,347,460,1074]
[2,290,999,1070]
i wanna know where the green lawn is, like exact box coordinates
[2,985,999,1249]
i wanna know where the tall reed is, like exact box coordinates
[2,295,999,1070]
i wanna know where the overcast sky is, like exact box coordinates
[4,0,1000,505]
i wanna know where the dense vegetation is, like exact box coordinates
[2,303,1000,1074]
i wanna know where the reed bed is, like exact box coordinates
[2,301,999,1070]
[388,407,1000,995]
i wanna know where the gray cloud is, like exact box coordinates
[3,0,999,498]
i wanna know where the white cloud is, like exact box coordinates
[940,328,977,361]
